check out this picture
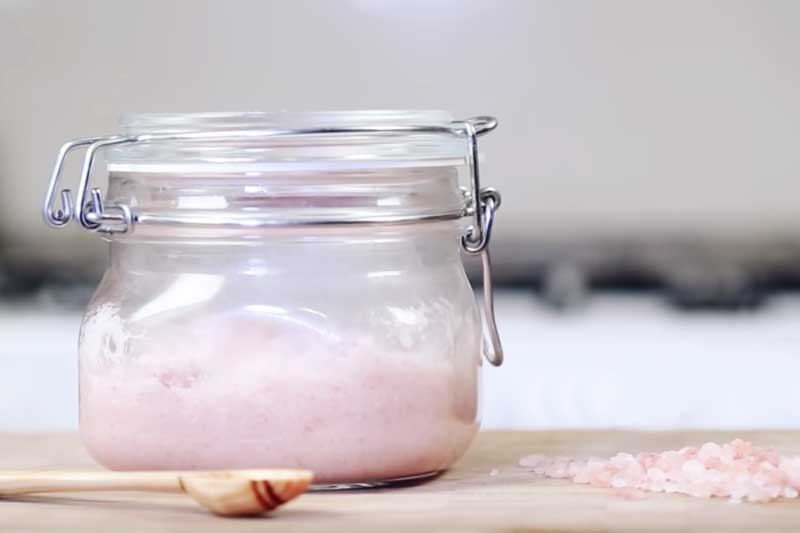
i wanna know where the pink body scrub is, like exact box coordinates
[520,440,800,503]
[79,304,479,483]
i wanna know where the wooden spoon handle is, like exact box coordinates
[0,469,313,516]
[0,471,182,496]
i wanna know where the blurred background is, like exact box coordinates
[1,0,799,431]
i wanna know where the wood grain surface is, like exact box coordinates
[1,430,799,532]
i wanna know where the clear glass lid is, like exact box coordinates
[120,110,455,133]
[108,110,469,171]
[100,110,480,231]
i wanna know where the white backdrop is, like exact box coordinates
[2,0,800,266]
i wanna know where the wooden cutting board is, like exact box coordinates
[1,430,799,532]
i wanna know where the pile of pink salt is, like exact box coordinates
[519,440,800,503]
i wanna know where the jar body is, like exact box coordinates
[78,225,482,483]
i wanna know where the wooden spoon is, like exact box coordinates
[0,469,313,516]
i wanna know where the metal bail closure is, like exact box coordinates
[43,135,135,234]
[76,136,136,233]
[43,137,106,228]
[475,192,503,366]
[458,117,504,367]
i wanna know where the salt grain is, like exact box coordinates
[682,459,705,481]
[519,439,800,503]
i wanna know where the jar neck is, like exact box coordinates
[104,166,467,237]
[107,222,467,276]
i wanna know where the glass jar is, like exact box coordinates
[43,111,503,486]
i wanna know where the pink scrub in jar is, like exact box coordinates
[44,111,504,486]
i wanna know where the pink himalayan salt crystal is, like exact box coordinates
[518,440,800,503]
